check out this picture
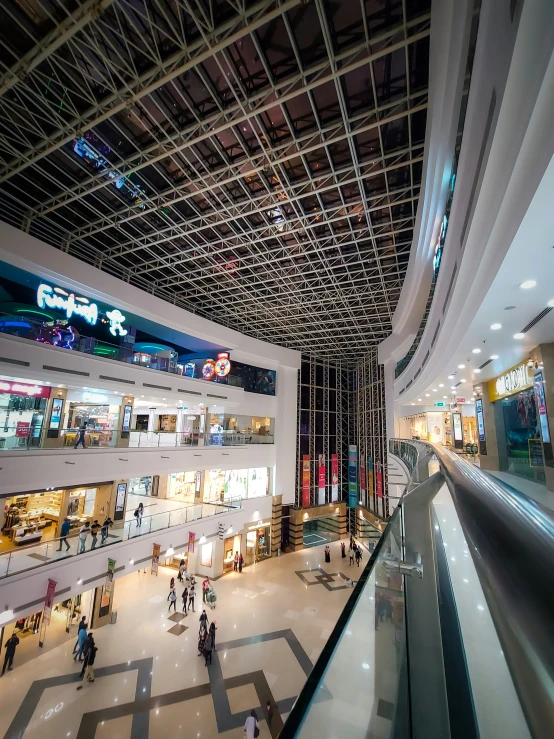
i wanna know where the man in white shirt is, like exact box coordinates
[78,523,90,554]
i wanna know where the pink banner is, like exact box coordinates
[360,465,366,502]
[188,531,196,553]
[302,455,310,507]
[318,454,326,504]
[376,460,383,499]
[43,578,57,626]
[331,454,339,501]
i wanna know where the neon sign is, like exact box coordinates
[215,352,231,378]
[37,283,126,336]
[0,381,50,398]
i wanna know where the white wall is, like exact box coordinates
[273,366,298,505]
[0,495,273,624]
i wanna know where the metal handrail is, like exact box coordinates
[391,438,554,739]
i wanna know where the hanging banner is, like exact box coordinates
[331,454,339,501]
[348,445,358,508]
[360,464,366,505]
[188,531,196,553]
[151,543,161,575]
[367,456,374,504]
[317,454,326,505]
[302,455,310,507]
[105,558,116,594]
[376,460,383,499]
[43,578,57,626]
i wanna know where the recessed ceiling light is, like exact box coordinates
[460,378,466,383]
[438,383,444,387]
[472,348,481,354]
[490,323,502,330]
[520,280,536,289]
[458,364,465,369]
[548,299,554,307]
[411,403,415,405]
[443,395,447,399]
[490,354,499,359]
[514,333,525,339]
[425,393,430,397]
[417,398,422,402]
[451,386,456,389]
[474,368,481,373]
[432,389,437,392]
[448,375,455,379]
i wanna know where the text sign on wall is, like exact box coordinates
[489,363,531,401]
[0,380,50,398]
[37,283,127,335]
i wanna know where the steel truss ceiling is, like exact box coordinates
[0,0,430,358]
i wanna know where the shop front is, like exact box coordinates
[167,471,197,503]
[202,467,269,503]
[223,533,242,573]
[488,362,545,483]
[61,390,121,447]
[0,379,50,449]
[245,521,271,565]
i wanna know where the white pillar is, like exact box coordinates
[274,366,299,505]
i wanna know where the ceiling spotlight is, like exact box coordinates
[447,375,455,379]
[520,280,536,289]
[490,323,502,330]
[474,368,481,373]
[439,383,444,387]
[417,398,422,402]
[490,354,499,359]
[425,393,430,397]
[514,333,525,339]
[77,578,83,585]
[450,386,456,390]
[472,348,481,354]
[411,403,415,406]
[458,364,465,369]
[548,299,554,307]
[129,559,134,565]
[432,389,437,392]
[460,378,466,383]
[166,546,174,557]
[443,395,447,399]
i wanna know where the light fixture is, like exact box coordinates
[519,280,536,289]
[473,392,477,396]
[443,395,447,399]
[447,375,454,379]
[514,333,525,339]
[77,578,83,585]
[474,368,481,373]
[129,559,134,565]
[438,383,444,388]
[417,398,422,402]
[548,299,554,307]
[411,403,415,406]
[451,386,456,390]
[490,354,499,360]
[460,378,466,383]
[472,348,481,354]
[166,546,174,557]
[458,364,465,369]
[476,386,481,390]
[432,389,437,392]
[425,393,430,397]
[490,323,502,330]
[199,535,206,544]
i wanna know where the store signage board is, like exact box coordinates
[151,543,161,575]
[37,283,127,335]
[331,454,339,502]
[301,455,310,507]
[434,401,445,407]
[533,371,551,443]
[43,578,57,626]
[529,438,544,468]
[348,445,358,508]
[0,380,50,398]
[476,398,486,442]
[318,454,325,505]
[456,398,465,403]
[489,362,532,402]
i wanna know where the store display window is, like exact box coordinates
[168,471,197,502]
[0,381,49,449]
[223,534,241,573]
[247,468,268,498]
[62,391,120,446]
[245,524,271,565]
[495,387,544,483]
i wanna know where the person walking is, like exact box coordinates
[198,627,207,657]
[134,502,143,527]
[168,588,177,612]
[188,584,195,612]
[209,620,217,651]
[1,633,19,675]
[233,551,239,572]
[355,546,362,568]
[182,587,188,614]
[324,545,330,563]
[73,625,88,661]
[72,617,87,654]
[341,541,346,558]
[349,548,354,566]
[199,609,208,633]
[74,422,88,449]
[101,516,113,545]
[265,699,274,728]
[204,631,213,667]
[78,522,90,554]
[202,577,210,603]
[77,644,98,689]
[244,710,259,739]
[238,553,244,573]
[90,520,101,550]
[178,560,186,583]
[57,517,72,552]
[349,534,354,551]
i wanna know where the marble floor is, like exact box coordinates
[0,540,356,739]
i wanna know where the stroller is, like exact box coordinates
[206,587,217,609]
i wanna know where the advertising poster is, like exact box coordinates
[15,422,30,438]
[302,455,310,507]
[49,398,64,430]
[534,371,551,443]
[367,456,374,504]
[105,558,116,595]
[475,398,486,441]
[151,543,161,575]
[348,445,358,508]
[331,454,339,501]
[376,460,383,499]
[122,404,132,432]
[43,578,57,626]
[360,464,366,505]
[317,454,326,505]
[188,531,196,553]
[115,482,127,517]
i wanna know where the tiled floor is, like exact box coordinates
[0,540,353,739]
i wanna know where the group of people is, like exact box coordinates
[197,610,217,666]
[57,516,114,553]
[347,537,363,567]
[72,616,98,687]
[233,551,244,572]
[168,565,197,613]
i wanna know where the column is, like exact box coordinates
[42,387,68,449]
[274,366,299,505]
[530,344,554,492]
[473,381,502,473]
[116,395,134,448]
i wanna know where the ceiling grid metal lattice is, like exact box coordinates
[0,0,430,357]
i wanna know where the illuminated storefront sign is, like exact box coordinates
[0,380,50,398]
[215,352,231,378]
[489,363,532,401]
[37,283,126,335]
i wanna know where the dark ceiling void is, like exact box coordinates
[0,0,431,358]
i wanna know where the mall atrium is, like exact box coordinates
[0,0,553,738]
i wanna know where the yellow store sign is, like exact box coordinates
[488,362,532,402]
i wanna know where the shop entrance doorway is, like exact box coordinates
[303,516,340,548]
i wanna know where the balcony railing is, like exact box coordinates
[0,499,240,579]
[0,427,274,451]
